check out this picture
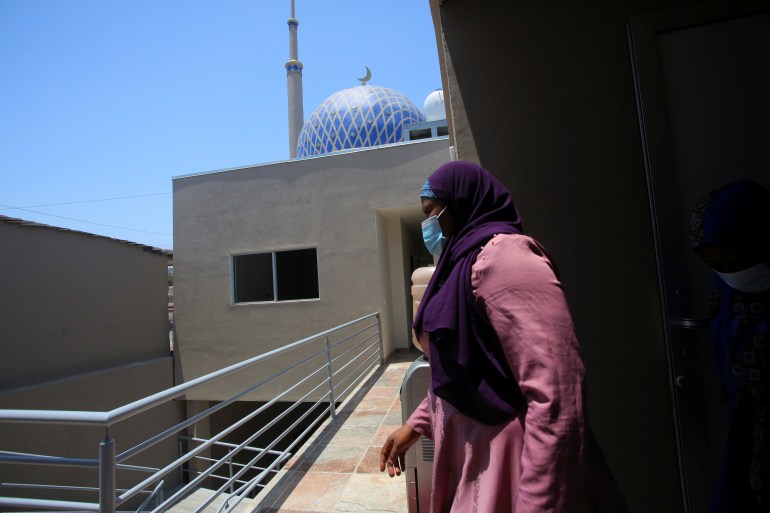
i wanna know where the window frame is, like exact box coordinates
[231,247,320,305]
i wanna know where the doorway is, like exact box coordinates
[376,206,433,353]
[630,5,770,512]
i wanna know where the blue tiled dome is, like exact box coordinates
[296,85,426,158]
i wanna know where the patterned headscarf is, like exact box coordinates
[420,180,437,199]
[414,160,524,425]
[690,179,770,258]
[690,179,770,510]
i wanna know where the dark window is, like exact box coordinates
[233,253,274,302]
[276,249,319,300]
[233,249,319,303]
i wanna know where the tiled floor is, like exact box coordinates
[251,352,418,513]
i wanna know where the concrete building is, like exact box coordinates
[427,1,770,512]
[0,215,184,503]
[172,136,449,402]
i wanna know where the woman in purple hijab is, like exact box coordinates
[380,161,627,513]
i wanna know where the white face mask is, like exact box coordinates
[716,263,770,294]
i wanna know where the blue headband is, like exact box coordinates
[420,180,437,199]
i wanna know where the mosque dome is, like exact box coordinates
[423,89,446,122]
[296,85,426,158]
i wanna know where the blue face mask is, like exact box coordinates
[422,206,447,257]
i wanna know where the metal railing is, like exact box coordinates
[0,312,383,513]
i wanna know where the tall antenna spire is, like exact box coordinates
[285,0,304,158]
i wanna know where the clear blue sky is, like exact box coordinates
[0,1,441,250]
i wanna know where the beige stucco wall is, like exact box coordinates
[0,220,182,503]
[0,222,171,390]
[173,138,449,401]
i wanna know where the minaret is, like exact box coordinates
[285,0,304,158]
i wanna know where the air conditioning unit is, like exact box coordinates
[400,355,433,513]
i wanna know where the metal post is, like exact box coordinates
[99,437,116,513]
[178,439,184,484]
[228,450,234,494]
[375,313,384,365]
[324,336,336,418]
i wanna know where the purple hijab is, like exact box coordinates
[413,161,525,425]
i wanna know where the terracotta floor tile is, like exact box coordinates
[363,387,398,399]
[374,376,405,387]
[325,411,355,429]
[335,473,408,513]
[310,427,335,445]
[282,451,310,471]
[372,376,401,385]
[254,470,304,511]
[382,410,404,427]
[371,425,396,448]
[278,471,352,512]
[324,424,379,446]
[383,368,406,375]
[332,410,385,428]
[258,509,317,513]
[354,396,395,412]
[282,445,322,471]
[308,444,366,473]
[356,446,386,474]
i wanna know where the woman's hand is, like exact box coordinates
[379,424,420,477]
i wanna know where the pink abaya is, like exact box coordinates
[407,234,626,513]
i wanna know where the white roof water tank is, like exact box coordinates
[423,89,446,122]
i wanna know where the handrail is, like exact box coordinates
[117,339,330,463]
[1,496,99,511]
[0,312,383,513]
[0,312,380,427]
[179,436,286,456]
[134,480,163,513]
[119,370,331,505]
[0,452,157,474]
